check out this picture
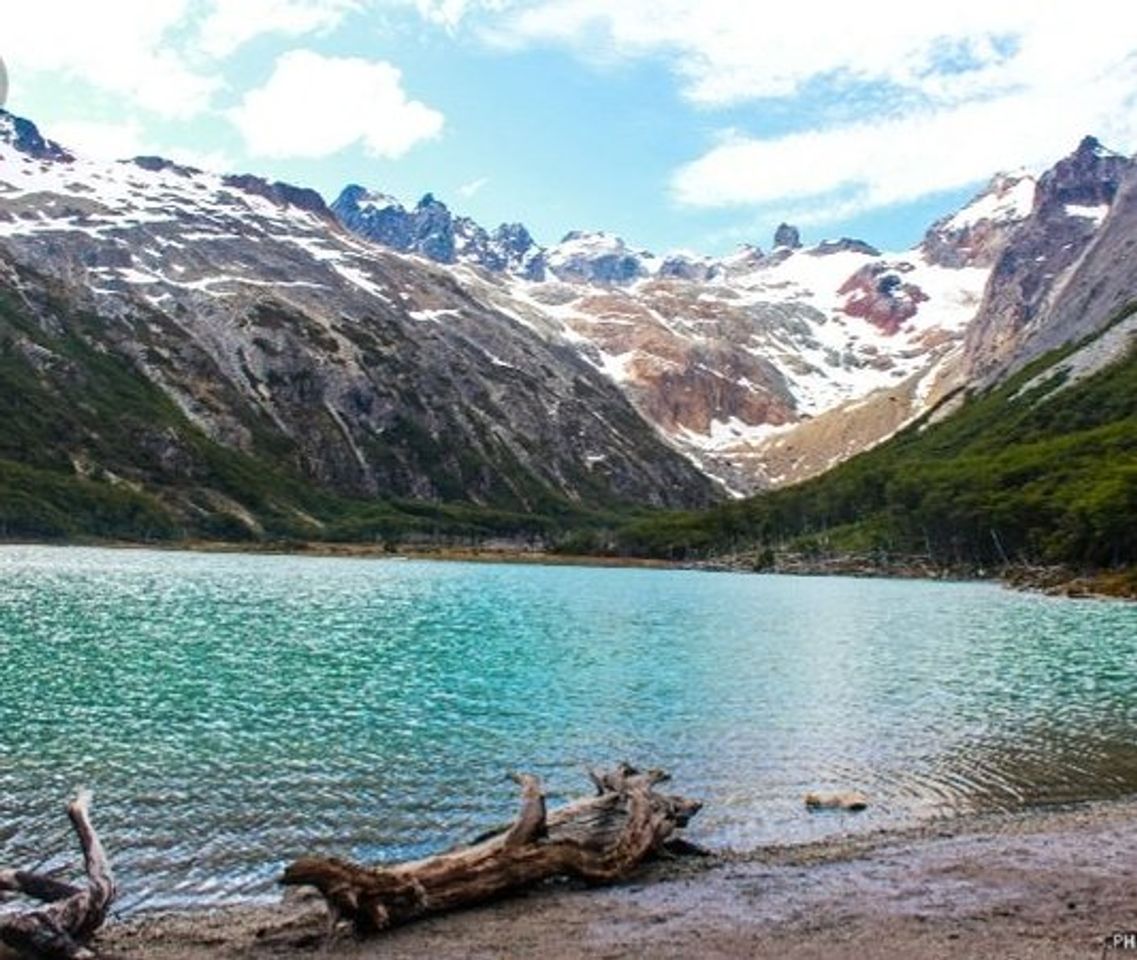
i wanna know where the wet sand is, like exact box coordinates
[94,799,1137,959]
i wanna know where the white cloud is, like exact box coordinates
[196,0,362,57]
[457,176,489,197]
[49,119,152,161]
[467,1,1137,221]
[485,2,1119,106]
[50,117,234,172]
[228,50,444,158]
[1,1,217,118]
[412,0,515,31]
[672,60,1137,219]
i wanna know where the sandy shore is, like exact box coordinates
[90,799,1137,959]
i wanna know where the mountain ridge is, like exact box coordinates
[1,106,1133,545]
[609,300,1137,575]
[0,109,717,541]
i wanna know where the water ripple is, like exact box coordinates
[2,546,1136,911]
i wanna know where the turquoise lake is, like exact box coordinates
[1,545,1136,912]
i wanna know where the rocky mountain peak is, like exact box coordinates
[493,221,535,251]
[337,183,382,208]
[0,109,73,163]
[658,251,718,282]
[1035,135,1132,215]
[332,185,451,262]
[809,237,880,257]
[330,183,550,277]
[962,138,1136,383]
[1074,135,1118,159]
[546,231,653,285]
[408,193,456,262]
[486,222,546,280]
[773,223,802,249]
[416,192,447,211]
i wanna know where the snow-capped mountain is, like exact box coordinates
[963,136,1135,384]
[0,109,715,523]
[504,232,995,492]
[329,176,1045,492]
[331,139,1132,494]
[1,106,1130,514]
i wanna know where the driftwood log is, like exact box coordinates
[0,790,115,960]
[282,763,702,937]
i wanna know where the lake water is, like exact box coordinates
[1,545,1135,912]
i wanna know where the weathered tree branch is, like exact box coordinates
[281,763,701,938]
[0,791,116,960]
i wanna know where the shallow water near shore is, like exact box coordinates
[1,544,1135,913]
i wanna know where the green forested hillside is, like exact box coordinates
[0,285,616,545]
[612,312,1137,571]
[4,254,1135,567]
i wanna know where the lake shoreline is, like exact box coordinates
[13,535,1134,599]
[98,795,1137,959]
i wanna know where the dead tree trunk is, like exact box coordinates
[0,790,116,960]
[282,763,702,936]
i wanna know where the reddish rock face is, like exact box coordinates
[838,263,928,335]
[564,288,797,436]
[627,353,795,435]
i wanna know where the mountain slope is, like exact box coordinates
[0,110,716,536]
[334,172,1068,494]
[331,141,1136,498]
[612,304,1137,569]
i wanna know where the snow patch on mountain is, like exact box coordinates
[946,173,1035,230]
[1064,203,1109,224]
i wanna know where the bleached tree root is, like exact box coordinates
[0,791,116,959]
[281,763,702,937]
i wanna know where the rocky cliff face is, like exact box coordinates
[962,137,1135,383]
[1019,166,1137,367]
[0,111,716,526]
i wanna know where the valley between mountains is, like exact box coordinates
[0,109,1134,576]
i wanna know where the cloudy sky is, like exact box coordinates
[3,1,1136,254]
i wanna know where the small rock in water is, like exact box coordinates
[804,790,868,812]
